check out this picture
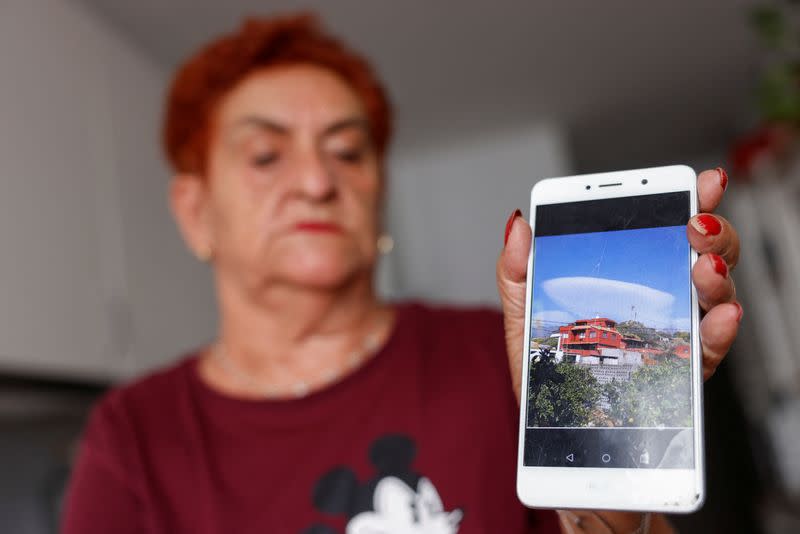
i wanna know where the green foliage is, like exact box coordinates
[603,359,692,427]
[616,320,659,345]
[540,336,559,348]
[759,63,800,121]
[528,354,600,427]
[673,331,690,342]
[748,3,800,122]
[751,6,785,48]
[528,348,693,428]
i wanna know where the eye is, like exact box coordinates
[252,153,279,167]
[335,149,364,164]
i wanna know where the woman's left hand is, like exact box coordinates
[497,168,742,403]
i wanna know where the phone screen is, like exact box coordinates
[523,191,694,469]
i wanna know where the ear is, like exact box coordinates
[312,467,358,516]
[169,173,213,261]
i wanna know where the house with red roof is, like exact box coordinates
[557,317,666,364]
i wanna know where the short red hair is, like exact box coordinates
[162,13,392,174]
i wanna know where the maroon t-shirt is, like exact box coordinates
[62,302,559,533]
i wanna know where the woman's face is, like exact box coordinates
[187,64,382,293]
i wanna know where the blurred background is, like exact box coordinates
[1,0,799,532]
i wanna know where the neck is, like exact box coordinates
[203,269,393,397]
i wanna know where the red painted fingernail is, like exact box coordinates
[504,209,522,246]
[691,213,722,236]
[733,301,743,323]
[716,167,728,191]
[709,253,728,278]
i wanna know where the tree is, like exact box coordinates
[528,349,601,427]
[673,331,690,342]
[616,320,660,346]
[540,336,559,348]
[603,359,692,427]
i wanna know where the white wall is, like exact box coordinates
[0,0,216,381]
[96,6,218,378]
[0,0,117,378]
[385,123,571,305]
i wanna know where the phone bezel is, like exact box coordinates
[516,165,704,513]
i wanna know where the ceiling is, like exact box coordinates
[77,0,763,170]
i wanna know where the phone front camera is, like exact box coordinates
[585,185,591,190]
[641,179,648,185]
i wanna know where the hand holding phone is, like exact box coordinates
[515,166,705,512]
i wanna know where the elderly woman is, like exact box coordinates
[62,14,742,534]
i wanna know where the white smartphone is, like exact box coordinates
[516,165,704,513]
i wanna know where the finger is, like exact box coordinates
[687,213,740,268]
[497,209,532,401]
[692,253,736,311]
[700,301,742,380]
[697,167,728,213]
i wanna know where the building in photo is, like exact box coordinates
[552,316,690,384]
[556,317,651,364]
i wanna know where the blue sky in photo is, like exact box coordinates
[531,225,691,335]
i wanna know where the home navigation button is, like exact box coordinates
[601,453,611,464]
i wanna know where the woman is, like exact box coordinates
[62,14,742,534]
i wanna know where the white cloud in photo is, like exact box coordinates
[541,276,681,331]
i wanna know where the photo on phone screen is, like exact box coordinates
[524,191,694,469]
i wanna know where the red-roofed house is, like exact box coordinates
[557,317,664,363]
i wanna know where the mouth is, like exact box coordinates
[294,221,344,233]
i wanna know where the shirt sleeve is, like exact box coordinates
[61,397,145,534]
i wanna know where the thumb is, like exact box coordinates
[496,209,532,403]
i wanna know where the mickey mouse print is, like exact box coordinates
[347,476,463,533]
[303,434,464,534]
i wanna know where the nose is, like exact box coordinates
[293,149,336,201]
